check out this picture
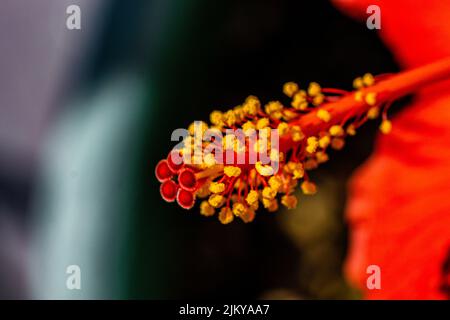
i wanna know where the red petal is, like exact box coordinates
[334,0,450,299]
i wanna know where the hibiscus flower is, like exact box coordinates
[333,0,450,299]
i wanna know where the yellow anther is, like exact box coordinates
[308,82,321,96]
[265,101,283,114]
[242,121,255,132]
[297,89,307,97]
[282,109,298,120]
[281,195,298,209]
[346,124,356,136]
[312,94,325,106]
[262,186,277,199]
[270,149,280,162]
[272,111,283,120]
[187,123,195,136]
[218,207,234,224]
[292,168,304,179]
[233,106,245,122]
[268,176,283,192]
[255,161,274,176]
[284,161,299,173]
[210,111,223,126]
[277,122,289,136]
[380,120,392,134]
[317,109,331,122]
[284,161,301,174]
[246,190,259,206]
[353,77,364,89]
[249,200,259,211]
[259,126,271,137]
[188,121,208,136]
[203,153,217,167]
[232,202,246,217]
[329,125,344,137]
[301,181,317,195]
[200,201,215,216]
[367,106,379,119]
[265,198,279,212]
[208,194,225,208]
[306,136,319,153]
[283,82,299,97]
[365,92,377,106]
[290,125,304,142]
[239,208,256,223]
[224,166,242,177]
[291,92,308,110]
[319,135,330,149]
[316,151,329,163]
[223,110,236,126]
[331,137,345,150]
[243,95,261,115]
[256,118,270,130]
[354,91,363,102]
[362,73,375,86]
[209,182,225,194]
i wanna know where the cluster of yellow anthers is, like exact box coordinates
[155,72,397,224]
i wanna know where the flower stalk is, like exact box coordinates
[155,57,450,224]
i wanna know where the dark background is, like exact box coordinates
[0,0,399,299]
